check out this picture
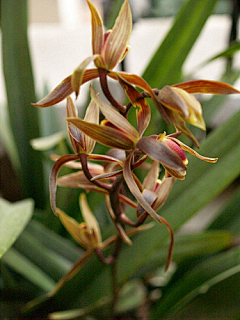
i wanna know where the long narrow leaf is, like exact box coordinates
[141,231,233,275]
[26,220,83,263]
[14,230,72,282]
[1,0,45,207]
[142,0,219,88]
[150,246,240,318]
[208,185,240,235]
[2,248,56,292]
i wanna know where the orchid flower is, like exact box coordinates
[31,0,240,275]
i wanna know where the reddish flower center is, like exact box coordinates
[165,139,188,164]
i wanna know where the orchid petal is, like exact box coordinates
[56,208,89,248]
[79,193,102,244]
[118,75,151,136]
[88,154,123,167]
[137,189,158,217]
[174,79,240,94]
[160,216,174,272]
[66,97,86,154]
[49,154,80,215]
[110,71,153,96]
[101,0,132,69]
[143,161,159,191]
[165,167,186,180]
[153,177,176,211]
[136,136,187,171]
[32,75,73,108]
[157,85,190,118]
[87,0,104,55]
[51,154,108,171]
[84,92,100,154]
[57,171,108,193]
[119,45,131,64]
[67,117,136,150]
[171,138,218,163]
[32,69,99,107]
[71,56,98,98]
[169,111,201,148]
[90,86,139,139]
[123,152,162,224]
[50,155,82,169]
[157,86,206,132]
[90,169,122,181]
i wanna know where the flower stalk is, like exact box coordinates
[32,0,240,316]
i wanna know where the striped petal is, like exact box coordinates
[49,154,80,215]
[90,86,139,140]
[136,136,187,171]
[174,79,240,94]
[67,117,136,150]
[67,97,85,154]
[143,161,159,191]
[118,75,151,136]
[101,0,132,69]
[71,56,98,98]
[87,0,104,55]
[32,69,99,107]
[123,152,162,224]
[79,193,102,244]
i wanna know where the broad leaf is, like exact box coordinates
[0,198,33,258]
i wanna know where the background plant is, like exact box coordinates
[1,0,240,319]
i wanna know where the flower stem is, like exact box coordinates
[99,68,126,113]
[79,153,111,191]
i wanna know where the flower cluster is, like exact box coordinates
[33,0,239,287]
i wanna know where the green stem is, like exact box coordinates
[110,237,122,317]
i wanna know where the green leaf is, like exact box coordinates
[208,185,240,235]
[14,230,73,282]
[26,220,83,263]
[150,246,240,318]
[115,280,147,313]
[1,0,45,208]
[0,198,33,258]
[142,0,219,88]
[0,105,21,171]
[2,247,56,292]
[49,297,110,319]
[143,231,233,274]
[30,131,65,151]
[191,41,240,74]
